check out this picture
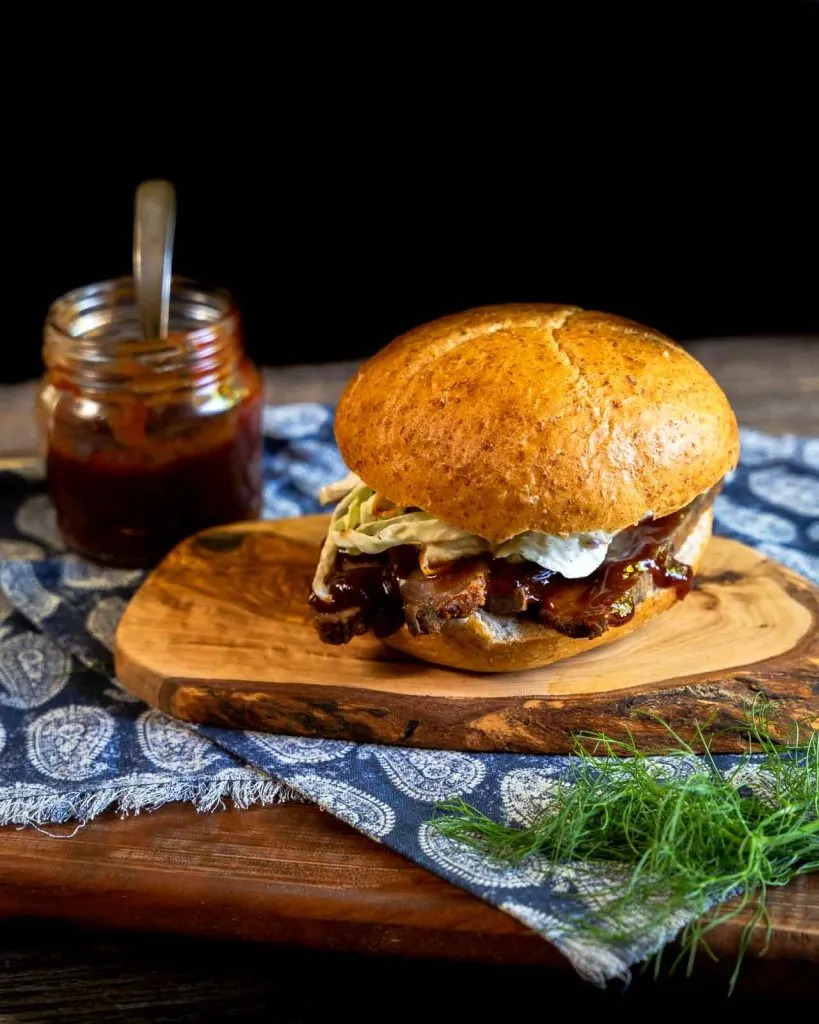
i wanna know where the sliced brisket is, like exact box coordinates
[400,560,489,635]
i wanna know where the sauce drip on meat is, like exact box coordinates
[310,547,418,643]
[483,510,693,638]
[310,494,708,645]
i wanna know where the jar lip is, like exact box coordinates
[46,275,239,342]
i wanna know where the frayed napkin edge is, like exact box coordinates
[0,772,302,830]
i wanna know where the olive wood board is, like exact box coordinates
[114,516,819,753]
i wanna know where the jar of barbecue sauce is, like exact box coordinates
[38,278,263,567]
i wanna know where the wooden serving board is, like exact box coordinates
[114,516,819,753]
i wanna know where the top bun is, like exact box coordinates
[335,304,739,540]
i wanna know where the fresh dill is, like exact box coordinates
[430,702,818,992]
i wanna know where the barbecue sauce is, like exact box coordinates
[46,393,263,568]
[309,547,417,642]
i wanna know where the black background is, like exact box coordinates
[5,4,816,384]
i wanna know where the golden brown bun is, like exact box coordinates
[336,305,738,539]
[383,506,712,673]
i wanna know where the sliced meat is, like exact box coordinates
[535,576,645,639]
[313,605,369,645]
[484,560,554,616]
[400,560,489,636]
[483,588,530,616]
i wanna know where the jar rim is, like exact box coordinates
[46,275,239,343]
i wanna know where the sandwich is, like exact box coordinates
[309,304,739,672]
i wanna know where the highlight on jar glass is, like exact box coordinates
[38,276,264,568]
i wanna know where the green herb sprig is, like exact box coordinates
[431,703,818,992]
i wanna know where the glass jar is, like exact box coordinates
[39,277,263,567]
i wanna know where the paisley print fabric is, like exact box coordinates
[0,409,816,986]
[365,748,487,803]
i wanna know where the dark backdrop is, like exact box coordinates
[5,5,816,384]
[9,163,813,387]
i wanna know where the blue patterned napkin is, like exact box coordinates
[0,404,816,984]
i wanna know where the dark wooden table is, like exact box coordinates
[0,336,817,1020]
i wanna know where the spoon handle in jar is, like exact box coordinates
[133,180,176,341]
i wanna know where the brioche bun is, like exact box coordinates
[382,505,713,672]
[336,305,738,540]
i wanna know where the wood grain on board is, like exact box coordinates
[115,516,819,754]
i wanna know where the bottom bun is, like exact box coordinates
[383,506,713,673]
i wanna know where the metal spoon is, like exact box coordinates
[133,180,176,341]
